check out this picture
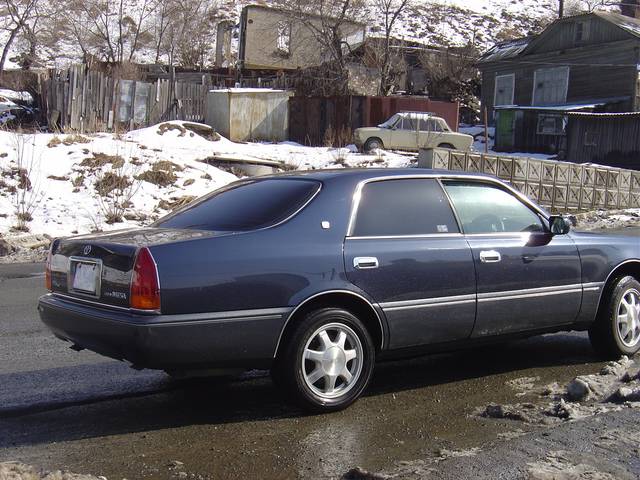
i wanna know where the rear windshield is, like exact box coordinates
[154,178,321,232]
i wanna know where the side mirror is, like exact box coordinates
[549,215,571,235]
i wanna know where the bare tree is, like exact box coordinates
[0,0,39,77]
[152,0,220,68]
[372,0,410,95]
[418,44,481,121]
[274,0,366,79]
[62,0,158,64]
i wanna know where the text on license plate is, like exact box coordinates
[73,262,98,293]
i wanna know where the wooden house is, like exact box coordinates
[478,12,640,155]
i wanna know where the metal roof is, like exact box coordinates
[494,97,631,112]
[480,12,640,64]
[478,37,532,64]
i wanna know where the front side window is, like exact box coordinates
[398,116,415,130]
[443,182,545,234]
[351,179,459,237]
[155,178,320,232]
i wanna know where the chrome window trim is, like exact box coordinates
[273,290,385,357]
[347,233,464,241]
[345,174,550,238]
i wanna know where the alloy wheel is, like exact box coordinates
[302,322,364,399]
[617,288,640,348]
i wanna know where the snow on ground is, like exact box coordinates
[0,121,413,243]
[0,89,34,104]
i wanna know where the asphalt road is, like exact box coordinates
[0,260,638,479]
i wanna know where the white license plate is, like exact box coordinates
[72,262,99,294]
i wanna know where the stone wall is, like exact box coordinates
[418,148,640,213]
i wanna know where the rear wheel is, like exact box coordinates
[437,142,455,149]
[273,308,375,412]
[364,137,384,152]
[589,276,640,358]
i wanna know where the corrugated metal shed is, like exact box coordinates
[205,88,294,142]
[566,111,640,168]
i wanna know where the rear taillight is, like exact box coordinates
[130,247,161,311]
[45,244,53,291]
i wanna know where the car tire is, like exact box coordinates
[437,143,455,149]
[273,308,375,412]
[589,275,640,358]
[364,137,384,152]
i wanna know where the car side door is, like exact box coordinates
[391,116,419,150]
[442,180,582,337]
[344,178,476,349]
[417,118,444,149]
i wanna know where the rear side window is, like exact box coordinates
[351,179,459,237]
[155,179,320,231]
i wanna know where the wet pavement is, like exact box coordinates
[0,260,637,479]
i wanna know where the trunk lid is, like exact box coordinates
[49,227,217,308]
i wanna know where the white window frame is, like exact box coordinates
[494,73,515,107]
[532,66,570,106]
[536,114,566,136]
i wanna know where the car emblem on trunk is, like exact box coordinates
[83,245,92,255]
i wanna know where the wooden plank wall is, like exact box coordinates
[44,64,208,131]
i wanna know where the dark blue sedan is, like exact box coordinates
[38,169,640,411]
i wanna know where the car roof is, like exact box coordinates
[396,111,439,118]
[258,168,499,183]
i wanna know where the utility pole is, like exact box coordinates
[559,0,564,18]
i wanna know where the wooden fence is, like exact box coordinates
[43,64,209,131]
[419,148,640,212]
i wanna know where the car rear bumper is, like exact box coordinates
[38,294,291,370]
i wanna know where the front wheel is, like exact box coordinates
[273,308,375,412]
[364,137,384,152]
[589,276,640,358]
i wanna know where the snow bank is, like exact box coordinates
[0,88,34,104]
[0,121,413,244]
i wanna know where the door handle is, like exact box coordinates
[479,250,501,263]
[353,257,379,269]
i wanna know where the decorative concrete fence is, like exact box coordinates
[418,148,640,213]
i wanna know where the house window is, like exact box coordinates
[276,22,291,55]
[575,21,590,44]
[532,66,569,106]
[537,114,566,136]
[494,74,515,106]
